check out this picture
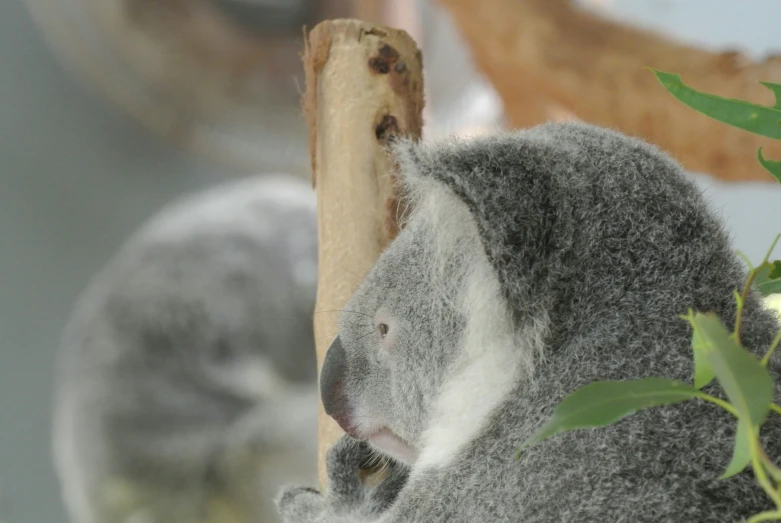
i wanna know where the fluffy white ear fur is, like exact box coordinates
[391,138,548,470]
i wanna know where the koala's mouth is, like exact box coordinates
[366,427,417,465]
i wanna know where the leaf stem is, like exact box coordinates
[736,276,755,345]
[747,510,781,522]
[695,394,781,424]
[737,251,756,272]
[759,446,781,484]
[762,330,781,367]
[764,235,781,265]
[750,432,781,509]
[736,235,780,344]
[695,392,738,416]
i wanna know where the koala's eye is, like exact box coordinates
[373,309,396,348]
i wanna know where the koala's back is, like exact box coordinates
[53,175,319,523]
[390,123,781,522]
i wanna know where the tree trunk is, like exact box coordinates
[302,18,424,489]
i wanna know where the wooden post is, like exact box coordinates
[302,19,424,489]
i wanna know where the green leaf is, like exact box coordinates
[736,250,755,272]
[770,260,781,280]
[759,279,781,296]
[755,263,773,287]
[761,82,781,110]
[758,148,781,184]
[517,378,698,455]
[721,420,752,479]
[757,260,781,296]
[733,289,744,311]
[691,313,773,427]
[652,70,781,140]
[692,328,715,389]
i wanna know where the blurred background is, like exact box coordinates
[1,0,780,521]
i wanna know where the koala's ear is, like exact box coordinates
[389,137,426,183]
[389,137,460,212]
[388,132,554,314]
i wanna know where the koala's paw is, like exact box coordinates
[326,435,410,516]
[365,460,409,513]
[276,486,325,523]
[325,435,368,505]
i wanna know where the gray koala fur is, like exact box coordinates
[53,175,320,523]
[277,122,781,523]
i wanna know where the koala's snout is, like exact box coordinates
[320,336,346,414]
[319,336,358,437]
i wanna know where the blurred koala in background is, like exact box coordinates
[52,174,320,523]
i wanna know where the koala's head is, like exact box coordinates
[320,220,462,465]
[319,140,532,467]
[317,120,730,468]
[106,176,317,402]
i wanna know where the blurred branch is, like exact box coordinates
[24,0,351,174]
[302,18,424,488]
[348,0,387,25]
[436,0,781,182]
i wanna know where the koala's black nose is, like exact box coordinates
[320,335,348,418]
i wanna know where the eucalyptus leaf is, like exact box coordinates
[652,70,781,140]
[758,148,781,184]
[720,420,751,479]
[759,279,781,296]
[691,313,773,427]
[769,260,781,280]
[753,260,781,295]
[517,378,698,455]
[755,263,773,288]
[692,328,715,389]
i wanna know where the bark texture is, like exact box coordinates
[302,18,424,488]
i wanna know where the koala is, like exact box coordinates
[277,122,781,522]
[53,174,320,523]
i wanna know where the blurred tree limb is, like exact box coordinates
[437,0,781,182]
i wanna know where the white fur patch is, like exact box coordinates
[399,170,546,470]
